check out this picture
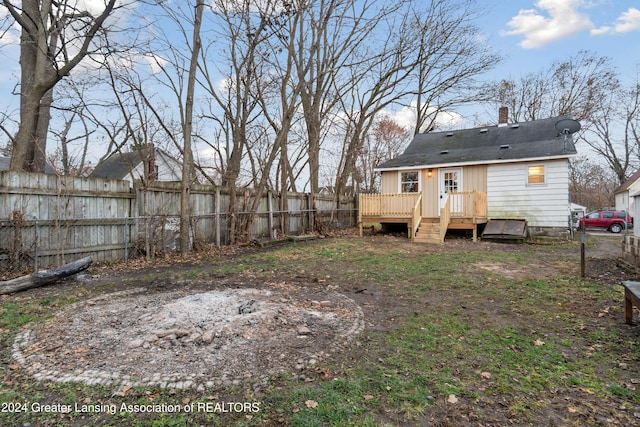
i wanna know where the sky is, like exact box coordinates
[0,0,639,166]
[390,0,640,129]
[481,0,639,84]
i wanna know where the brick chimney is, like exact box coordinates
[145,143,156,181]
[498,106,508,126]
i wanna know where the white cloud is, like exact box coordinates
[385,102,464,133]
[78,0,111,15]
[614,7,640,33]
[590,25,612,36]
[592,8,640,36]
[0,8,21,46]
[390,105,417,131]
[141,53,168,74]
[210,0,290,16]
[502,0,593,49]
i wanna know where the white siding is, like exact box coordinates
[487,160,570,228]
[129,152,182,182]
[615,192,629,212]
[632,194,640,237]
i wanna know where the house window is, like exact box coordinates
[527,165,545,185]
[400,171,419,193]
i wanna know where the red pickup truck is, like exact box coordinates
[579,210,633,233]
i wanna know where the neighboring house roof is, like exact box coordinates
[89,147,181,181]
[615,169,640,194]
[375,116,578,171]
[89,151,145,180]
[571,202,587,212]
[0,156,56,174]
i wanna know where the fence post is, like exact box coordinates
[124,216,129,262]
[352,195,356,227]
[267,191,274,240]
[34,220,39,271]
[215,188,221,247]
[307,193,314,233]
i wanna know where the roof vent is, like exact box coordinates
[499,144,510,149]
[510,123,520,129]
[446,132,454,137]
[440,150,449,155]
[479,128,488,133]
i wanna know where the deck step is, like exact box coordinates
[414,219,442,244]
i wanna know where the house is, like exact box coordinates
[614,169,640,215]
[359,112,578,243]
[0,156,56,174]
[623,190,640,267]
[89,144,183,184]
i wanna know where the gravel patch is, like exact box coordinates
[12,282,364,391]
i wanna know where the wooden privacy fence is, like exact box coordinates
[0,172,356,274]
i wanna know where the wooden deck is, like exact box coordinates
[359,191,488,243]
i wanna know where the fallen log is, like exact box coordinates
[0,256,93,295]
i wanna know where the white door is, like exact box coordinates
[439,168,462,212]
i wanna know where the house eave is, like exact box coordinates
[374,153,576,173]
[615,178,640,195]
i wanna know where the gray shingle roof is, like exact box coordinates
[89,150,143,180]
[376,116,578,170]
[0,156,56,174]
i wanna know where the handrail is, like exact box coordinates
[448,191,487,218]
[475,191,487,217]
[359,191,487,242]
[359,193,420,217]
[439,195,450,243]
[411,193,422,240]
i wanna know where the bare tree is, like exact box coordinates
[0,109,17,154]
[49,110,94,176]
[197,0,274,243]
[2,0,123,172]
[357,117,411,193]
[179,0,204,254]
[484,50,634,183]
[485,51,620,123]
[293,0,376,196]
[630,81,640,165]
[486,71,550,123]
[334,0,498,195]
[550,51,619,121]
[576,80,634,185]
[410,0,500,134]
[569,155,618,210]
[333,5,419,196]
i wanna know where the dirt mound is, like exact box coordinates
[12,283,364,390]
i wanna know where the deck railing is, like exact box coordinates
[411,193,422,238]
[440,196,451,243]
[359,191,486,220]
[359,193,421,218]
[449,190,487,218]
[475,191,487,217]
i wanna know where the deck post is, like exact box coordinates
[358,194,363,237]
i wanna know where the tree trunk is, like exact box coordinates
[0,256,93,295]
[7,0,117,172]
[179,0,204,254]
[336,121,365,196]
[279,139,289,236]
